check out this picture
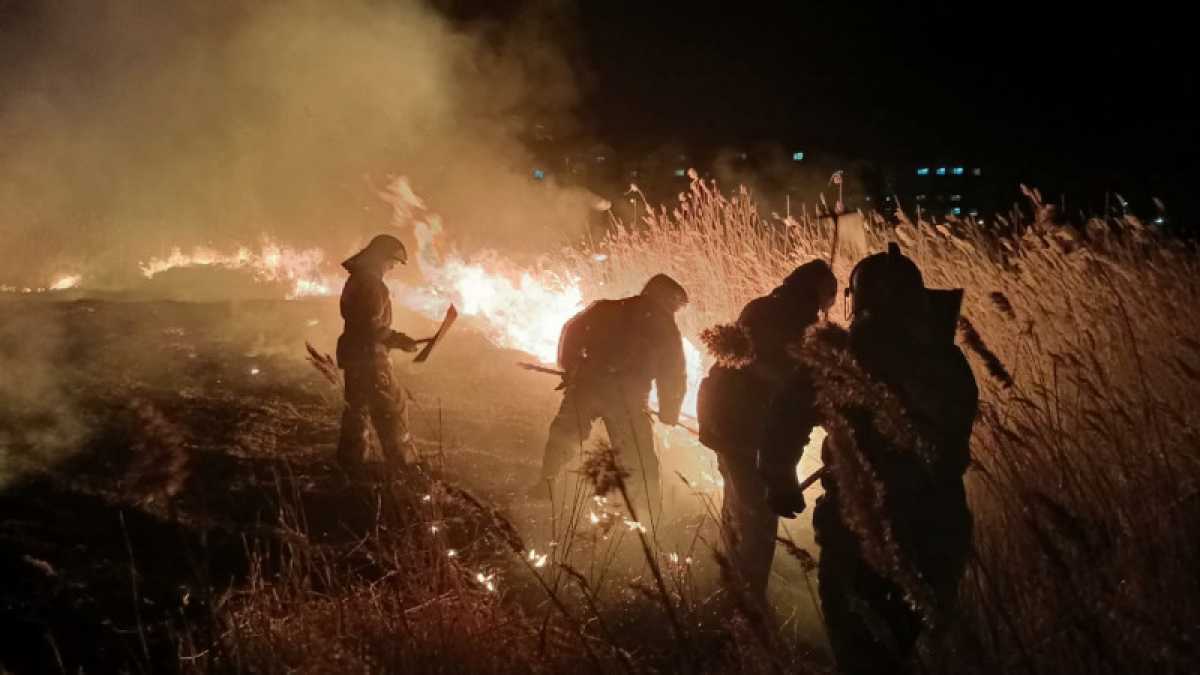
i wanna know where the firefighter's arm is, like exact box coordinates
[655,324,687,426]
[368,283,420,352]
[384,331,420,352]
[557,305,593,375]
[758,372,818,518]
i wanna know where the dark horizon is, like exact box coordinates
[435,0,1197,221]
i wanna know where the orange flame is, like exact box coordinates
[139,242,337,299]
[2,273,83,294]
[126,178,747,498]
[49,274,82,290]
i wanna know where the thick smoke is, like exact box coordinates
[0,303,86,486]
[0,0,595,288]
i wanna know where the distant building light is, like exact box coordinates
[532,168,546,180]
[793,151,805,161]
[673,168,686,177]
[972,167,982,176]
[952,207,962,216]
[936,167,947,176]
[968,209,979,217]
[1154,217,1166,225]
[951,194,962,201]
[916,167,930,176]
[952,166,965,176]
[916,194,927,201]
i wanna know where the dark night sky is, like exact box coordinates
[3,0,1196,211]
[442,0,1197,210]
[572,2,1197,169]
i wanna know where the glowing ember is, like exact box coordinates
[475,571,497,592]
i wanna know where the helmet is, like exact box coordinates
[780,259,837,310]
[363,234,407,264]
[846,242,923,318]
[343,234,407,272]
[641,273,689,311]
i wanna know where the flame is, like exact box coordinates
[397,258,582,365]
[139,241,337,299]
[49,274,82,290]
[393,214,583,365]
[121,178,748,502]
[2,274,82,293]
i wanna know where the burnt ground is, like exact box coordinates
[0,296,824,672]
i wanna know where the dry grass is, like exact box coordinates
[179,455,824,674]
[564,176,1200,673]
[181,176,1198,674]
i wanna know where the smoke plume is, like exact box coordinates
[0,0,594,288]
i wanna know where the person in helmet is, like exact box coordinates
[530,274,689,522]
[336,234,425,473]
[760,243,978,674]
[697,259,836,605]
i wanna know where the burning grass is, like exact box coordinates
[178,176,1200,673]
[5,175,1198,673]
[564,176,1200,672]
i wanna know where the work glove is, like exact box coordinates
[386,331,420,352]
[555,370,574,391]
[764,479,806,519]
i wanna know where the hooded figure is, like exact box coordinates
[761,243,978,674]
[336,234,423,471]
[531,274,689,523]
[697,259,836,604]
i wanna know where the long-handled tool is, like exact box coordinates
[798,467,825,491]
[517,361,700,436]
[413,304,458,363]
[517,362,565,377]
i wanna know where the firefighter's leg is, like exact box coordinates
[539,387,596,482]
[337,365,373,468]
[717,450,779,603]
[603,394,660,525]
[818,522,917,675]
[367,364,418,466]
